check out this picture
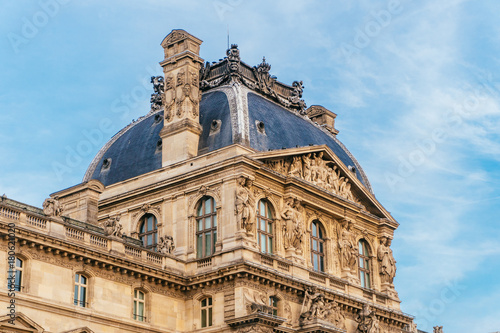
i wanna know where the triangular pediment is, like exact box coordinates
[60,327,95,333]
[250,145,394,221]
[0,312,45,332]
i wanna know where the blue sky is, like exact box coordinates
[1,1,499,332]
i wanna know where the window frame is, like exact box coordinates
[139,214,158,251]
[269,295,278,316]
[358,239,371,289]
[133,289,146,322]
[256,199,274,254]
[200,296,213,328]
[73,273,88,307]
[310,221,325,272]
[195,196,217,259]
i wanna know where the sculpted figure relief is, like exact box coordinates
[235,177,255,235]
[433,326,443,333]
[102,216,123,237]
[281,198,304,253]
[263,153,358,203]
[377,237,397,284]
[158,235,175,254]
[42,197,62,217]
[300,287,346,329]
[355,304,380,333]
[337,219,358,272]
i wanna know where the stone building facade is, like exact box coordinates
[0,30,417,333]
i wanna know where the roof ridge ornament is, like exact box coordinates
[199,44,307,114]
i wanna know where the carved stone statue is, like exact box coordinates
[281,198,304,253]
[227,44,240,74]
[150,76,164,113]
[355,304,380,333]
[158,235,175,254]
[302,153,312,181]
[337,219,357,272]
[288,156,303,178]
[102,216,123,237]
[300,287,346,329]
[377,237,397,284]
[42,197,62,217]
[235,177,255,235]
[433,326,443,333]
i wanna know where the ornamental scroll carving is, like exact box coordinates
[300,287,346,329]
[263,152,359,203]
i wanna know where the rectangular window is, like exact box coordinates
[201,297,213,328]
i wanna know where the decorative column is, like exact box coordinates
[159,29,204,166]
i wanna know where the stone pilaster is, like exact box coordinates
[159,29,204,166]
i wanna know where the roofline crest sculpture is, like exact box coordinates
[199,44,307,114]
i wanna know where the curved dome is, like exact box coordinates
[84,85,372,192]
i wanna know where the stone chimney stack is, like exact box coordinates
[159,30,204,166]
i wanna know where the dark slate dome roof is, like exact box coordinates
[83,85,372,192]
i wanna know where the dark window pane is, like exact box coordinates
[208,307,213,326]
[201,308,207,327]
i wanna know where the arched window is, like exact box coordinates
[200,297,213,328]
[310,221,325,272]
[139,214,158,251]
[269,296,278,316]
[257,199,273,254]
[358,240,371,288]
[196,196,217,258]
[133,289,146,322]
[74,273,88,307]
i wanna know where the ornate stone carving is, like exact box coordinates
[300,287,346,329]
[199,44,306,113]
[377,237,396,285]
[101,216,123,237]
[283,301,293,325]
[337,219,358,273]
[235,177,255,235]
[131,203,161,221]
[157,235,175,254]
[281,197,304,254]
[150,76,164,113]
[263,153,359,203]
[433,326,443,333]
[243,288,272,315]
[42,197,62,217]
[355,304,380,333]
[237,326,274,333]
